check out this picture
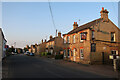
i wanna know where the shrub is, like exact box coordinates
[44,52,48,56]
[41,52,45,56]
[55,54,63,59]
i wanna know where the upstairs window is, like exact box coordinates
[111,32,115,42]
[64,37,66,43]
[67,36,70,43]
[80,32,87,42]
[73,35,75,43]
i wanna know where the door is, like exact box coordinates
[51,49,53,54]
[102,52,104,64]
[73,49,76,61]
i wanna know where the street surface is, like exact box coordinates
[2,54,119,79]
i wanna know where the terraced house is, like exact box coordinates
[63,7,120,64]
[45,32,64,55]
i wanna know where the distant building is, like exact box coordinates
[63,7,120,64]
[37,32,64,56]
[45,32,64,55]
[0,28,7,61]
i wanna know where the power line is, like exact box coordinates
[48,0,56,30]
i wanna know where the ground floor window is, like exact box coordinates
[67,49,70,57]
[111,50,118,55]
[64,49,66,57]
[80,49,84,59]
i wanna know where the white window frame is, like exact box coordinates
[67,49,70,58]
[64,37,66,43]
[67,36,70,43]
[111,50,118,55]
[111,32,115,42]
[73,35,75,43]
[80,33,83,42]
[64,49,66,57]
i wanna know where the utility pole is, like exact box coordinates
[56,29,57,37]
[14,42,16,53]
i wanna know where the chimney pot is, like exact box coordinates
[102,7,104,10]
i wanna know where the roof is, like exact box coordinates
[46,37,55,43]
[63,18,102,36]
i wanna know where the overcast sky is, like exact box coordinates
[2,2,118,48]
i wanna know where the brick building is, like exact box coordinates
[37,32,64,56]
[63,7,120,64]
[45,32,64,55]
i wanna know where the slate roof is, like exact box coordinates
[63,18,102,36]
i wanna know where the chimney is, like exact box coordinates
[100,7,109,22]
[58,32,61,38]
[45,39,46,42]
[50,35,52,40]
[73,22,78,29]
[42,39,43,43]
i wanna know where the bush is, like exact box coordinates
[44,52,48,56]
[55,54,63,59]
[41,52,45,56]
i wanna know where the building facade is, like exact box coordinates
[63,7,120,64]
[45,32,64,55]
[37,32,64,56]
[0,28,7,61]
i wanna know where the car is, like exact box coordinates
[24,51,30,56]
[29,53,34,56]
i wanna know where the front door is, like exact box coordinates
[51,49,53,55]
[73,49,76,61]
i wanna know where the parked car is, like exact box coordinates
[24,51,30,55]
[29,53,34,56]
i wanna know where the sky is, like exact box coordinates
[2,2,118,48]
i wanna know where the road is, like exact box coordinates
[2,54,115,79]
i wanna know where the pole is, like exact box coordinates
[113,59,117,71]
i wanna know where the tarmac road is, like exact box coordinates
[2,54,114,79]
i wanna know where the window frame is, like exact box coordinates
[111,32,115,42]
[67,36,70,43]
[73,35,76,43]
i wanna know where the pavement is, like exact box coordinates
[2,54,120,79]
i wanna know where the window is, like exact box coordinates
[64,50,66,57]
[71,51,73,56]
[92,31,95,39]
[73,35,75,43]
[67,49,70,57]
[111,32,115,42]
[91,43,96,52]
[64,37,66,43]
[80,33,87,42]
[67,36,70,43]
[111,50,118,55]
[80,49,84,59]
